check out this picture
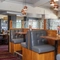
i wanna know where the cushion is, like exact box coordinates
[32,45,54,53]
[12,38,23,44]
[21,42,26,48]
[57,54,60,60]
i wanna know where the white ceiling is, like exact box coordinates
[2,0,60,10]
[4,0,40,4]
[0,0,60,14]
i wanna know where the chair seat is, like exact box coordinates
[32,45,55,53]
[21,42,26,48]
[57,54,60,60]
[11,38,24,44]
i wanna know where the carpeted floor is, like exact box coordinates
[0,45,8,52]
[0,45,22,60]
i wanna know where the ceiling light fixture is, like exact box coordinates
[54,2,59,10]
[21,0,28,15]
[50,0,59,11]
[50,1,55,7]
[54,7,58,10]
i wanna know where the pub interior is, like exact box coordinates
[0,0,60,60]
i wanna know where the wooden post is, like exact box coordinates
[10,20,12,29]
[44,19,46,30]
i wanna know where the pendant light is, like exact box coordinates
[54,2,59,10]
[50,0,55,7]
[21,0,28,15]
[50,0,59,11]
[50,1,54,7]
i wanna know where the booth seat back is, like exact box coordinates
[26,30,47,49]
[10,29,23,42]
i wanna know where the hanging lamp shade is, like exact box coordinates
[53,2,59,10]
[54,7,58,10]
[23,6,28,12]
[50,0,59,11]
[23,6,27,9]
[50,1,55,7]
[21,0,28,15]
[21,9,27,15]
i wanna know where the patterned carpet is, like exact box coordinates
[0,45,8,52]
[0,45,22,60]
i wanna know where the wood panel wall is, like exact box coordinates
[46,30,60,53]
[46,30,57,45]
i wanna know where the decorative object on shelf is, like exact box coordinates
[21,0,28,15]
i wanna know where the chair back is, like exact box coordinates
[10,29,23,42]
[26,30,47,49]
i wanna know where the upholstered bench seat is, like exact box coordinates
[32,45,55,53]
[57,54,60,60]
[11,38,23,44]
[21,42,26,48]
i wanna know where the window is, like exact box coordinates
[28,19,39,28]
[24,18,39,29]
[46,19,60,30]
[1,20,8,31]
[16,20,21,28]
[40,19,44,29]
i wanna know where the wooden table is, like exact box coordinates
[40,36,60,60]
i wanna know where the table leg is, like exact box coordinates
[55,41,58,60]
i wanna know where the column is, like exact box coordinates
[8,15,16,30]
